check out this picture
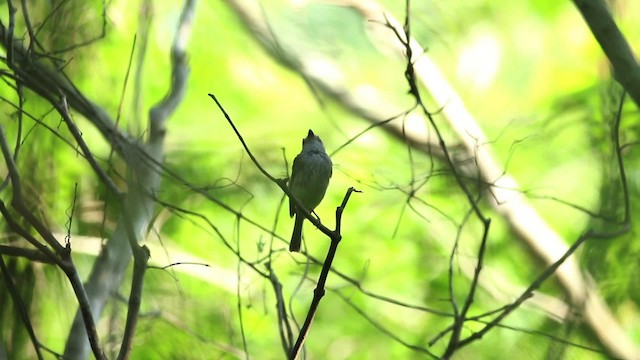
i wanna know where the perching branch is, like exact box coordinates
[288,187,361,359]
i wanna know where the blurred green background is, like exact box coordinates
[1,0,639,359]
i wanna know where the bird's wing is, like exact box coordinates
[289,154,302,217]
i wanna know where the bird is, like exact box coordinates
[288,130,333,252]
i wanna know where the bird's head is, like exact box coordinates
[302,129,326,153]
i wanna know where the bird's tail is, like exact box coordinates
[290,214,304,252]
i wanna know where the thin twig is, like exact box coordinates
[333,290,439,359]
[266,262,294,353]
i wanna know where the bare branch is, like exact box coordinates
[288,187,359,359]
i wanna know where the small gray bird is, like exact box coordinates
[289,130,333,252]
